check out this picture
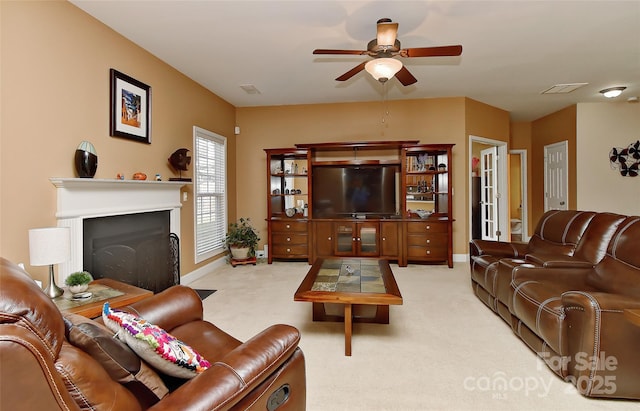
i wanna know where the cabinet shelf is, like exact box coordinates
[270,173,308,177]
[405,170,446,175]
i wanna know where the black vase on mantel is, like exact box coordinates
[74,141,98,178]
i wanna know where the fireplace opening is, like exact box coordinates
[83,211,179,293]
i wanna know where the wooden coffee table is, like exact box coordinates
[294,258,403,356]
[53,278,153,318]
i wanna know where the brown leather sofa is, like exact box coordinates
[470,210,640,399]
[0,257,306,410]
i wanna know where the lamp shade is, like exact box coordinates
[365,58,403,82]
[29,227,70,266]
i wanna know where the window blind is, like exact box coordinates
[193,127,227,262]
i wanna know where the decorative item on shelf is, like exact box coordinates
[609,140,640,177]
[285,208,296,218]
[74,141,98,178]
[65,271,93,295]
[224,217,260,261]
[272,188,280,195]
[29,227,70,298]
[155,173,162,181]
[168,148,192,181]
[116,173,125,180]
[438,163,447,172]
[133,172,147,180]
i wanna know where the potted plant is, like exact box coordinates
[224,217,260,260]
[65,271,93,294]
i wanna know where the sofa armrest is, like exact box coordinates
[561,291,640,398]
[470,239,527,259]
[511,265,593,284]
[149,324,303,411]
[525,253,594,269]
[124,285,203,332]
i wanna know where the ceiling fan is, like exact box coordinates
[313,18,463,86]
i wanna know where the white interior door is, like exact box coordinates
[544,141,569,211]
[481,147,499,240]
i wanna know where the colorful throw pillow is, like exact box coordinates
[64,313,169,406]
[102,302,210,379]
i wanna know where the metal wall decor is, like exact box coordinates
[609,140,639,177]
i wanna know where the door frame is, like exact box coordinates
[468,135,508,242]
[509,149,529,241]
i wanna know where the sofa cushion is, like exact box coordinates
[102,302,211,379]
[528,210,595,255]
[511,278,567,355]
[572,212,626,264]
[64,313,169,405]
[586,217,640,298]
[55,341,141,411]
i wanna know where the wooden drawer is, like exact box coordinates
[407,246,448,260]
[406,233,448,247]
[271,220,308,232]
[272,244,308,257]
[272,233,308,245]
[406,221,448,234]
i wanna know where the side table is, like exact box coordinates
[53,278,153,318]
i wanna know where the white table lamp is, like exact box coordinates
[29,227,70,298]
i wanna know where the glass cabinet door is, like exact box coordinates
[358,223,378,255]
[335,223,354,254]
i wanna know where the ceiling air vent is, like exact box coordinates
[240,84,261,94]
[541,83,588,94]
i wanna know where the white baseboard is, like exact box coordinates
[180,257,227,285]
[453,253,468,263]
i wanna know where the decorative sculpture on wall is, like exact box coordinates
[168,148,192,181]
[609,140,639,177]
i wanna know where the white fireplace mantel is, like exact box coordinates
[50,178,189,281]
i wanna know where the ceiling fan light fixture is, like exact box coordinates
[376,21,398,46]
[365,58,403,83]
[600,86,626,98]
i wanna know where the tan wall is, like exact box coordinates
[236,98,509,256]
[530,105,577,224]
[576,102,640,215]
[510,122,533,233]
[0,1,236,283]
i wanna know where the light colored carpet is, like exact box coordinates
[188,261,640,411]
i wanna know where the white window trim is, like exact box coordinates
[193,126,227,263]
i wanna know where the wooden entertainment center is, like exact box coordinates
[265,141,454,267]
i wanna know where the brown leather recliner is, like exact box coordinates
[0,257,306,410]
[510,216,640,399]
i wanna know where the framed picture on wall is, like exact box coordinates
[109,69,151,144]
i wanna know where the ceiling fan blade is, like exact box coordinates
[376,21,398,46]
[395,66,417,86]
[401,45,463,58]
[335,62,367,81]
[313,49,367,55]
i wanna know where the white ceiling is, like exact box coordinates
[71,0,640,121]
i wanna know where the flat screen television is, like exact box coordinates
[312,164,399,218]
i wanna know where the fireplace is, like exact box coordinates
[83,211,179,293]
[50,178,189,291]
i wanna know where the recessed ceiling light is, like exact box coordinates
[599,86,626,98]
